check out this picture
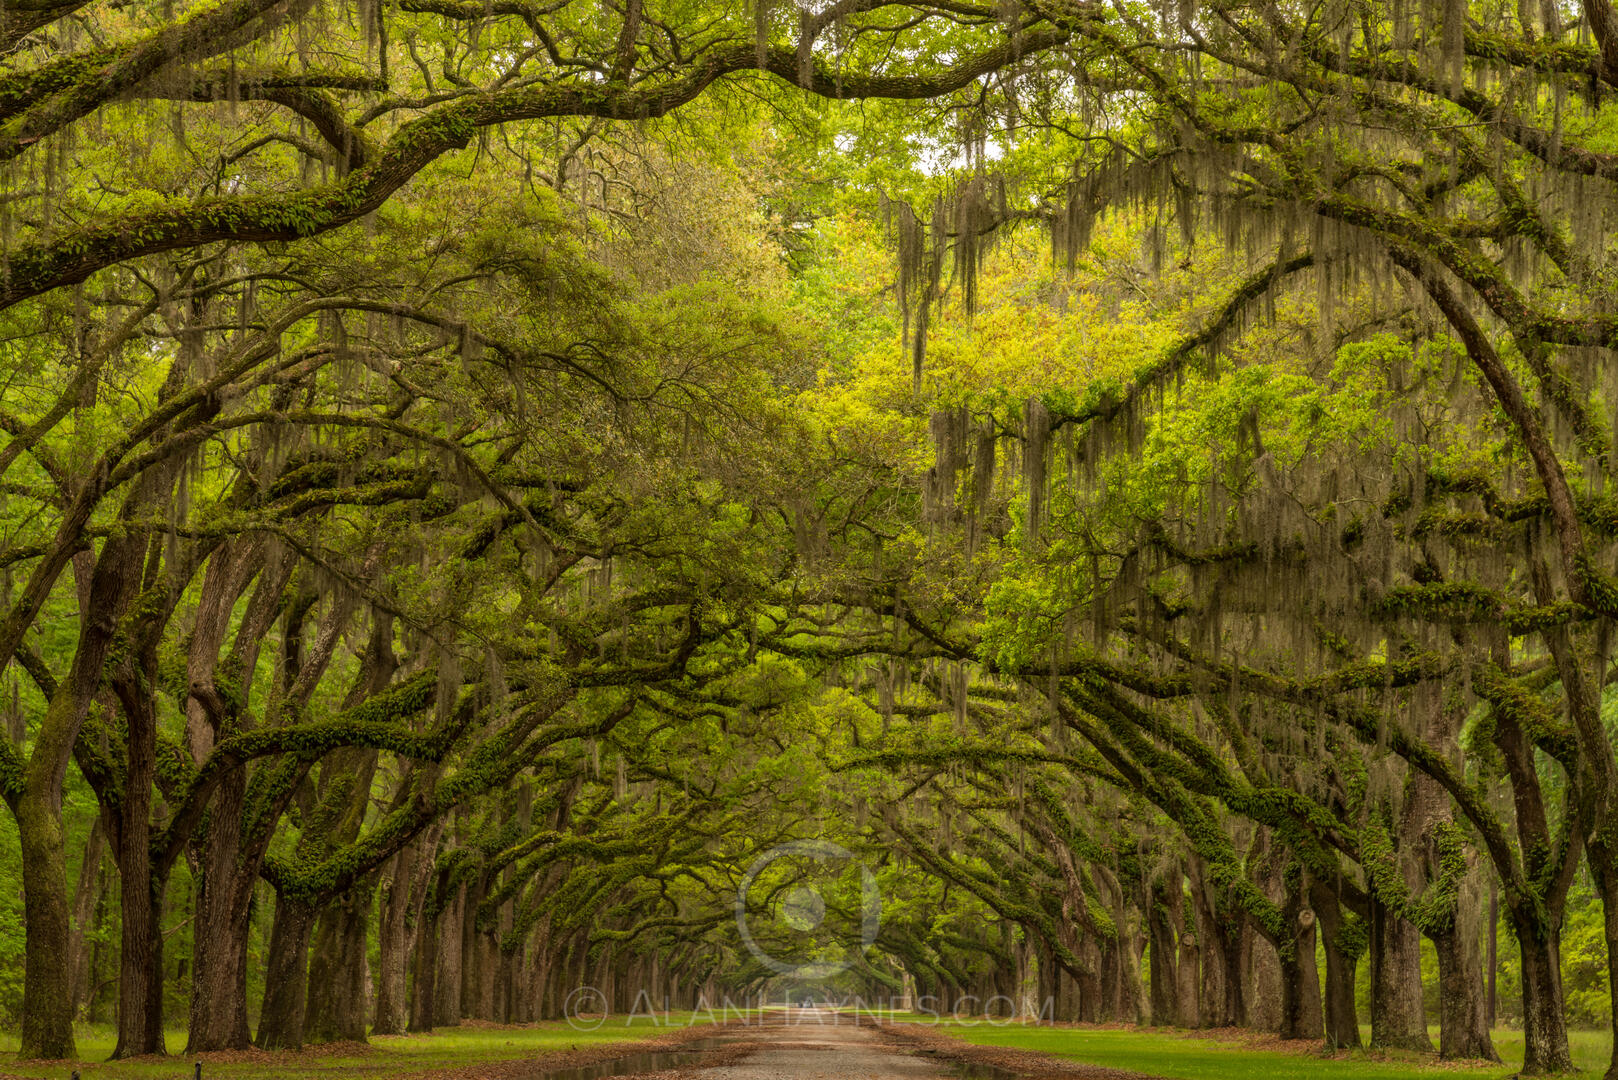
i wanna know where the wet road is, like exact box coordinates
[689,1009,965,1080]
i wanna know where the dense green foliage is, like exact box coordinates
[6,0,1618,1077]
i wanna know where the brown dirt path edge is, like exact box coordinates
[872,1021,1172,1080]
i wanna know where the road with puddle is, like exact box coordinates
[688,1011,977,1080]
[522,1008,1013,1080]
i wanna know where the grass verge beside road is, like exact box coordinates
[0,1013,721,1080]
[902,1018,1612,1080]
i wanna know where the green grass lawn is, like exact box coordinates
[912,1018,1614,1080]
[0,1012,719,1079]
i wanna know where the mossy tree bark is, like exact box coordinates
[184,541,286,1054]
[15,784,78,1060]
[108,582,192,1060]
[1188,859,1227,1029]
[187,769,257,1052]
[304,887,374,1044]
[66,815,105,1020]
[0,9,1081,314]
[256,893,316,1050]
[1146,880,1181,1026]
[407,881,445,1034]
[1368,898,1430,1051]
[1310,881,1363,1050]
[13,528,143,1059]
[295,618,394,1045]
[1434,915,1496,1061]
[1588,839,1618,1080]
[372,840,424,1036]
[434,883,466,1027]
[1276,895,1322,1042]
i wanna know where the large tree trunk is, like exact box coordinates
[435,884,465,1026]
[1097,935,1122,1022]
[535,935,559,1022]
[16,784,78,1059]
[17,545,113,1058]
[1148,881,1180,1026]
[186,771,256,1052]
[1074,938,1100,1021]
[409,906,440,1033]
[460,875,487,1020]
[183,540,281,1054]
[1310,880,1362,1050]
[1513,908,1574,1075]
[67,815,106,1019]
[110,664,167,1058]
[1369,745,1438,1054]
[476,925,499,1021]
[1034,937,1056,1021]
[409,870,451,1033]
[1433,919,1497,1061]
[14,536,143,1060]
[1190,865,1228,1028]
[1219,916,1247,1028]
[1175,931,1200,1027]
[1589,837,1618,1080]
[1368,896,1432,1051]
[373,844,416,1035]
[1245,925,1280,1033]
[1276,909,1323,1041]
[1485,667,1574,1074]
[1411,696,1497,1062]
[495,892,517,1023]
[111,865,168,1058]
[256,892,315,1049]
[305,885,373,1044]
[497,946,517,1024]
[1097,865,1141,1024]
[396,830,445,1028]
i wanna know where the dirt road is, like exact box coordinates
[689,1011,971,1080]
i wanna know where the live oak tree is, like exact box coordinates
[0,5,1102,1048]
[776,0,1618,1072]
[0,0,1087,314]
[0,86,806,1056]
[9,0,1618,1072]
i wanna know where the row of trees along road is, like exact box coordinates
[0,0,1090,1060]
[6,0,1618,1077]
